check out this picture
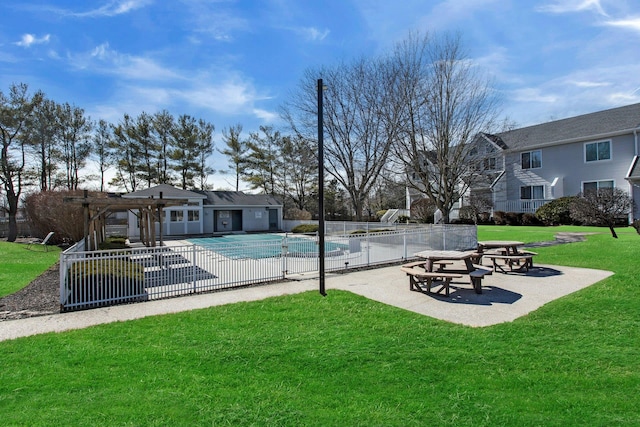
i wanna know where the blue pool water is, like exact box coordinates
[188,234,348,260]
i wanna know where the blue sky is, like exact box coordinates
[2,0,640,190]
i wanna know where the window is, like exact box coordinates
[585,141,611,162]
[484,157,497,170]
[583,180,614,193]
[520,185,544,200]
[170,211,183,222]
[187,210,199,222]
[521,150,542,169]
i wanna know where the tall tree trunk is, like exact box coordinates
[6,192,19,242]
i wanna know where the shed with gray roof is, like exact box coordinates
[124,185,282,238]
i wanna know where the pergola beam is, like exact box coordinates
[64,192,189,249]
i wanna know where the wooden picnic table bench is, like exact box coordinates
[400,267,462,297]
[402,260,454,271]
[484,253,535,273]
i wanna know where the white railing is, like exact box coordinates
[380,209,398,223]
[493,200,552,213]
[59,225,477,311]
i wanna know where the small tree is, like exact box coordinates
[570,188,633,238]
[411,198,437,223]
[460,193,492,224]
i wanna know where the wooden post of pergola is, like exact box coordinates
[65,193,188,250]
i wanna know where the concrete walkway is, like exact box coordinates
[0,263,613,341]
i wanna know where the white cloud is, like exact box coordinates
[511,87,559,104]
[571,80,611,88]
[603,17,640,32]
[180,1,250,42]
[64,0,153,18]
[69,43,180,81]
[537,0,608,16]
[175,79,258,114]
[297,26,330,41]
[15,33,50,47]
[252,108,279,122]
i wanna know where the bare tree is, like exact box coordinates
[282,57,397,220]
[570,188,633,238]
[0,83,43,241]
[391,32,500,222]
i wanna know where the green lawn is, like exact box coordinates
[0,241,61,297]
[1,226,639,426]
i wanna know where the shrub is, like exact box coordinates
[285,208,312,220]
[535,196,579,225]
[477,212,492,224]
[521,213,542,226]
[397,215,410,223]
[24,189,109,244]
[505,212,521,226]
[451,218,475,225]
[458,206,476,223]
[291,223,319,234]
[65,258,146,309]
[493,211,507,225]
[633,220,640,235]
[350,228,393,234]
[98,236,130,250]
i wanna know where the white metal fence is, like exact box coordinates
[59,225,476,311]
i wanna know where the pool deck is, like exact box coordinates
[0,262,613,341]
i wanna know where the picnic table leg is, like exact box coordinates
[471,277,482,294]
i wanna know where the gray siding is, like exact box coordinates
[504,133,636,199]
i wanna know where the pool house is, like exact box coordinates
[124,184,283,238]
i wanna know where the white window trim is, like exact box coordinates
[520,184,545,200]
[584,139,612,163]
[581,179,615,192]
[521,150,542,170]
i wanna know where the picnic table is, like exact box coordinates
[409,250,492,294]
[477,240,537,273]
[477,240,525,255]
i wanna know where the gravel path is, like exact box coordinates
[0,263,60,321]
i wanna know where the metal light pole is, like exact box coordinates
[318,79,326,296]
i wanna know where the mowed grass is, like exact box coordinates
[1,226,639,425]
[0,241,61,297]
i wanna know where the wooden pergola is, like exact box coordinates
[65,190,188,250]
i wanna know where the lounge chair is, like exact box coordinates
[27,231,55,252]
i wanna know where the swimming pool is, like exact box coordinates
[188,234,348,260]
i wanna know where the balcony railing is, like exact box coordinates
[493,199,552,214]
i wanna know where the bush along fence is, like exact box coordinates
[59,224,477,311]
